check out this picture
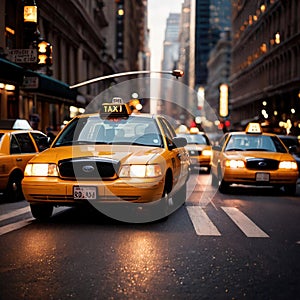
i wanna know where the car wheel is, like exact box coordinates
[5,173,24,202]
[284,184,296,196]
[161,173,173,217]
[215,166,229,194]
[219,180,229,194]
[30,204,53,221]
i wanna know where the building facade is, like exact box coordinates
[230,0,300,135]
[0,0,148,132]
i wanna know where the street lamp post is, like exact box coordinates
[69,69,184,89]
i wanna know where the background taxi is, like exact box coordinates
[177,127,212,173]
[22,99,190,222]
[211,123,298,194]
[0,119,49,201]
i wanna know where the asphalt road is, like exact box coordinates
[0,173,300,300]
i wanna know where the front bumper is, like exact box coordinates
[223,168,298,186]
[22,176,165,205]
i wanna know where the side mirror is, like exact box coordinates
[288,145,297,154]
[172,136,187,148]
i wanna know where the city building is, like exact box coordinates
[191,0,231,89]
[0,0,148,132]
[206,30,231,121]
[230,0,300,135]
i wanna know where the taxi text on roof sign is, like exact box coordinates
[245,122,262,134]
[100,98,132,119]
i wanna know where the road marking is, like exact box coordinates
[0,206,31,222]
[0,218,34,236]
[186,206,221,236]
[221,207,269,238]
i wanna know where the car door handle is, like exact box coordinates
[16,158,22,162]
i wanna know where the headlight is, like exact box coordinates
[225,159,245,168]
[202,150,212,156]
[119,164,162,178]
[278,161,298,170]
[24,163,59,176]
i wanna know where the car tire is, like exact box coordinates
[4,173,24,202]
[219,180,229,194]
[161,173,173,217]
[30,204,53,221]
[284,184,296,196]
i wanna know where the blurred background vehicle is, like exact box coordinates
[278,135,300,178]
[0,119,49,201]
[177,127,212,173]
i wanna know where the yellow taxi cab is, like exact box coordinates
[177,127,212,173]
[211,123,299,194]
[0,119,49,201]
[22,98,190,222]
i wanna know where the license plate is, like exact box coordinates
[256,172,270,182]
[73,186,97,200]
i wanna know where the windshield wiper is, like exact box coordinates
[225,148,244,151]
[245,148,271,152]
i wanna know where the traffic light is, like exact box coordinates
[37,40,52,65]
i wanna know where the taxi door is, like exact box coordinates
[158,117,189,187]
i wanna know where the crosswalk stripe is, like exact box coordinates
[221,207,269,238]
[0,206,31,222]
[186,206,221,236]
[0,218,34,236]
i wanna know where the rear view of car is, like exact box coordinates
[177,127,212,173]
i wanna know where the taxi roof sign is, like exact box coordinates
[100,101,132,119]
[245,122,262,134]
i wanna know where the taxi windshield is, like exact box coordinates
[225,134,287,153]
[54,115,163,147]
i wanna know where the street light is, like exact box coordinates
[69,69,184,89]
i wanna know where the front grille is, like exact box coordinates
[58,157,120,180]
[246,158,279,170]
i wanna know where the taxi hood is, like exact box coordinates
[30,144,165,165]
[224,150,295,161]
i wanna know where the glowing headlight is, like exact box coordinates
[225,159,245,168]
[202,150,212,156]
[119,164,162,178]
[278,161,298,170]
[24,163,59,176]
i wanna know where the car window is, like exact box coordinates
[14,133,37,153]
[54,115,163,147]
[158,117,175,140]
[10,135,21,154]
[31,132,49,151]
[279,137,299,148]
[218,133,228,149]
[225,134,287,153]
